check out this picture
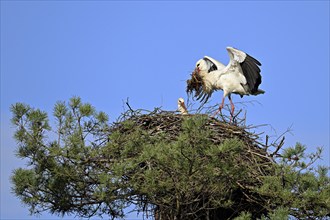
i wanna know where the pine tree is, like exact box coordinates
[10,97,330,219]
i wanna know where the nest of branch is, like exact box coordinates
[112,110,273,178]
[114,110,260,148]
[110,110,275,219]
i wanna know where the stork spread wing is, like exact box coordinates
[239,54,262,94]
[203,56,226,73]
[202,57,217,73]
[227,47,262,94]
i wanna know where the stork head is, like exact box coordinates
[178,97,185,105]
[194,59,209,76]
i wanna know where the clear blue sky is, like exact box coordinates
[1,1,329,219]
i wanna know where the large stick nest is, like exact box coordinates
[108,110,277,219]
[113,109,275,173]
[110,109,275,175]
[113,110,261,148]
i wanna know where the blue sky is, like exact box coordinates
[1,1,329,219]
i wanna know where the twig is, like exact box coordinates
[125,98,134,112]
[270,136,285,157]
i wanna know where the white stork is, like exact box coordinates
[177,98,188,115]
[187,47,264,118]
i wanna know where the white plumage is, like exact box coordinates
[188,47,264,118]
[177,98,188,115]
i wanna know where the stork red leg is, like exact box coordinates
[213,97,225,117]
[228,95,235,122]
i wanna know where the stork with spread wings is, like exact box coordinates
[187,47,264,118]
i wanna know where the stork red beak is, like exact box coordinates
[194,67,200,74]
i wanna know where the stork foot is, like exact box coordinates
[213,109,221,117]
[213,104,224,117]
[229,103,235,123]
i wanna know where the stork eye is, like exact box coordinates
[197,64,200,67]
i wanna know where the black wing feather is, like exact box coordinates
[198,92,211,104]
[240,54,262,94]
[203,57,218,73]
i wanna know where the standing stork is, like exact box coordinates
[187,47,264,119]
